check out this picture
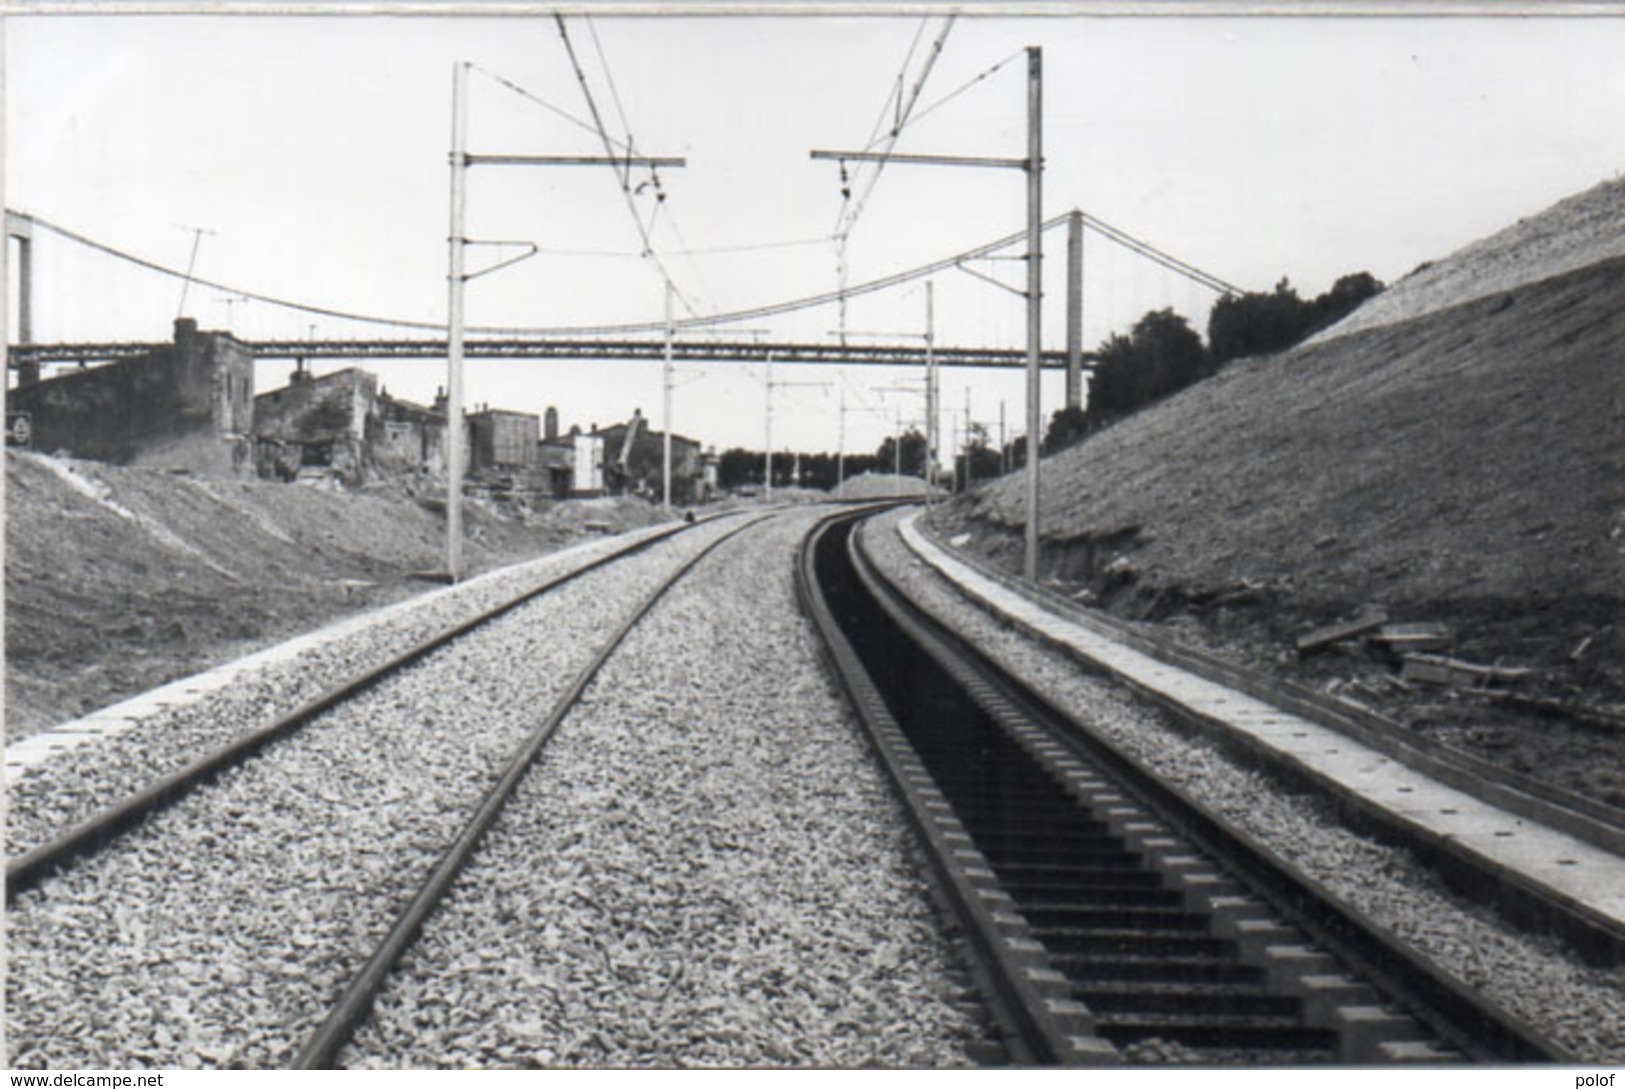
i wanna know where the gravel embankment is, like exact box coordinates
[342,507,984,1068]
[5,520,687,858]
[861,509,1625,1063]
[5,516,748,1069]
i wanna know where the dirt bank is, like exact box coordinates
[4,453,675,739]
[929,178,1625,810]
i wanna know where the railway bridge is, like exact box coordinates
[5,336,1080,372]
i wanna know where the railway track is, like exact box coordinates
[797,508,1573,1065]
[5,513,725,901]
[10,502,1606,1067]
[290,511,770,1067]
[6,511,773,1068]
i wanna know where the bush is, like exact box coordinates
[1208,272,1384,366]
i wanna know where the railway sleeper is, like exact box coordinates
[808,516,1541,1065]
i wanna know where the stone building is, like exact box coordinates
[9,327,669,503]
[591,413,706,503]
[253,366,382,485]
[535,408,578,498]
[467,407,539,474]
[6,318,255,477]
[377,390,449,479]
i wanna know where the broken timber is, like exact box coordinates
[1295,610,1389,656]
[1370,622,1454,655]
[1400,653,1535,688]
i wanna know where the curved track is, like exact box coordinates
[797,508,1571,1065]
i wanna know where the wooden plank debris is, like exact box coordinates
[1295,609,1389,656]
[1370,622,1454,654]
[1400,653,1534,688]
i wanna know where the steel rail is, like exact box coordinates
[847,516,1574,1063]
[800,509,1571,1064]
[291,510,776,1068]
[909,519,1625,963]
[4,514,723,901]
[795,509,1108,1066]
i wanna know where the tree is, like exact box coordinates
[1208,272,1384,366]
[961,441,1003,486]
[717,447,763,489]
[1042,405,1090,455]
[1085,309,1211,426]
[1208,278,1310,365]
[874,428,929,477]
[1309,271,1384,332]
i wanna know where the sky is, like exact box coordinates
[6,5,1625,456]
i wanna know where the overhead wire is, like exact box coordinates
[859,18,924,155]
[671,236,829,257]
[652,204,718,316]
[468,63,629,153]
[587,15,639,167]
[585,12,673,249]
[553,14,699,319]
[22,213,448,332]
[884,48,1026,146]
[832,14,955,242]
[829,14,954,345]
[18,206,1243,340]
[1079,212,1242,295]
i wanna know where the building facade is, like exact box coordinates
[253,366,381,485]
[7,319,254,477]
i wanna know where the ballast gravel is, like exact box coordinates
[342,508,984,1068]
[5,521,683,857]
[860,508,1625,1063]
[6,516,753,1069]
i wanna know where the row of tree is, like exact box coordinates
[716,447,886,492]
[1042,270,1384,454]
[1207,272,1384,365]
[716,270,1384,488]
[718,427,1013,494]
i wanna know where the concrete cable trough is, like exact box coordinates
[798,509,1574,1064]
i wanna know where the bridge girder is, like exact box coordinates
[7,338,1088,371]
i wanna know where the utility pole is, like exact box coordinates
[837,389,891,497]
[764,351,830,500]
[446,61,470,584]
[926,281,937,502]
[894,408,903,478]
[7,212,34,353]
[811,45,1041,563]
[765,352,774,499]
[1066,207,1084,411]
[874,382,924,482]
[1023,46,1044,582]
[663,281,674,509]
[444,59,684,580]
[1000,400,1008,474]
[964,385,973,489]
[174,224,216,319]
[837,387,846,497]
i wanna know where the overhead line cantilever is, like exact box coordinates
[813,150,1028,170]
